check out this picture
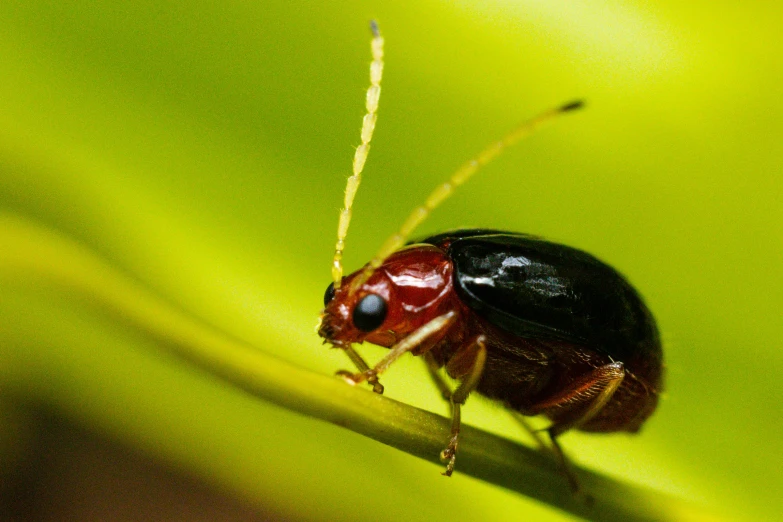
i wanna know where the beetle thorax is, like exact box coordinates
[320,245,460,349]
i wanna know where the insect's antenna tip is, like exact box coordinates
[370,20,380,37]
[559,99,586,113]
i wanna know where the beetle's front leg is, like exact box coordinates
[336,344,384,394]
[339,311,457,393]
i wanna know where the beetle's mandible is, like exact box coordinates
[317,22,663,492]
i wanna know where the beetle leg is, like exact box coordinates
[340,311,457,389]
[508,411,550,452]
[527,362,625,494]
[423,352,452,401]
[547,432,586,498]
[530,362,625,435]
[440,335,487,477]
[336,345,384,394]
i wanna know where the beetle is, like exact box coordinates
[317,22,663,491]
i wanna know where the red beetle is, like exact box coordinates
[318,23,663,491]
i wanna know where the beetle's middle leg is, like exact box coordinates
[440,335,487,476]
[423,351,453,402]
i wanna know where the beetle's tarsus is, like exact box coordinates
[439,452,456,476]
[335,369,384,394]
[335,369,358,385]
[439,435,459,476]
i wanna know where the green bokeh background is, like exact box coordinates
[1,1,781,520]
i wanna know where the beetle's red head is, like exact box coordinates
[319,245,456,349]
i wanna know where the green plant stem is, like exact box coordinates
[0,213,713,522]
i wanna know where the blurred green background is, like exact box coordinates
[0,1,781,520]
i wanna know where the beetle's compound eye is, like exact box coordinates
[353,293,387,332]
[323,282,336,307]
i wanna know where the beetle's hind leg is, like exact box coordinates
[528,362,626,496]
[509,411,551,452]
[509,412,582,495]
[546,430,583,497]
[440,335,487,476]
[509,413,586,498]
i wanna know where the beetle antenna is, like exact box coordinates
[331,21,385,289]
[350,99,584,292]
